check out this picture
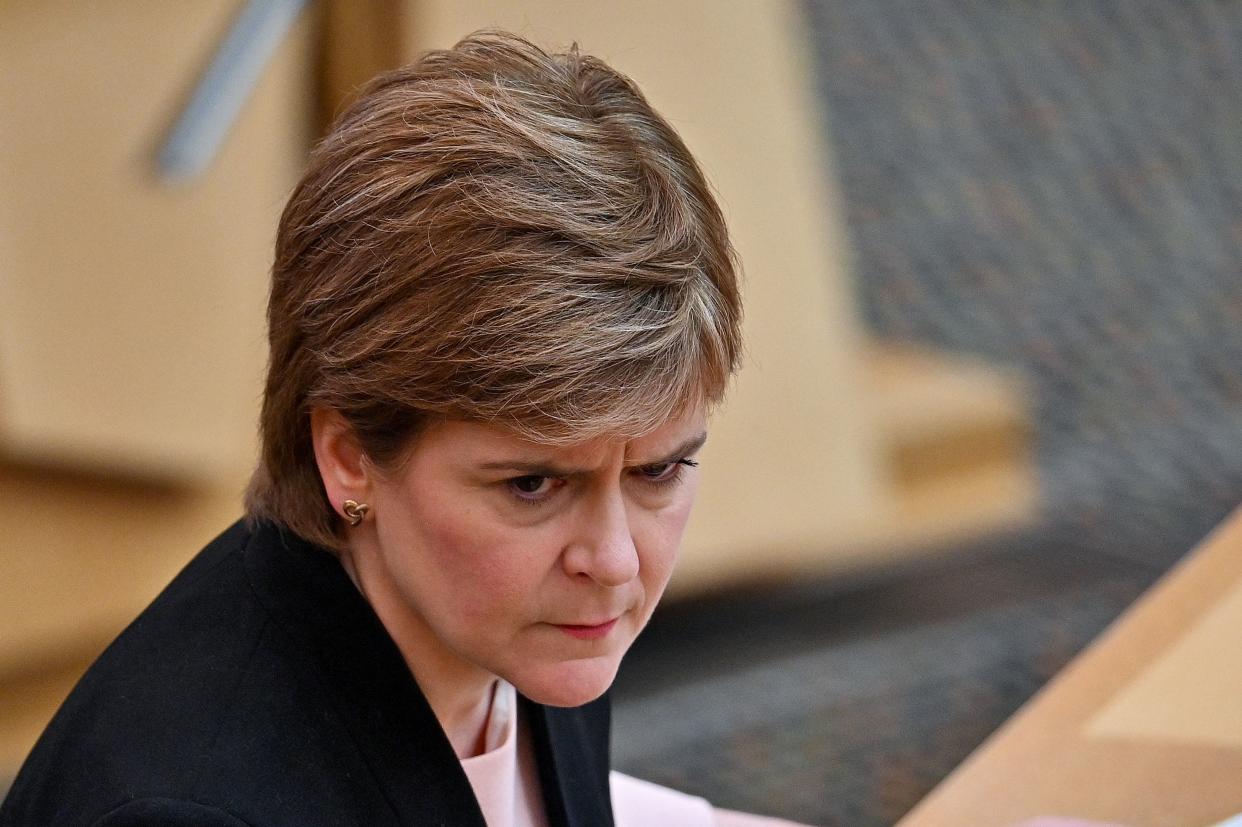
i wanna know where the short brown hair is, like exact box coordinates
[245,30,742,550]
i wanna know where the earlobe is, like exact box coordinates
[310,408,371,511]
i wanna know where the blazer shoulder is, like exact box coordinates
[1,520,274,824]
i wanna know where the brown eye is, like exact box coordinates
[637,458,697,484]
[507,475,562,502]
[640,463,679,482]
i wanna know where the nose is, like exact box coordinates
[561,487,640,588]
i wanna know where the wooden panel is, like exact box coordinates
[0,0,313,479]
[0,0,314,779]
[899,509,1242,827]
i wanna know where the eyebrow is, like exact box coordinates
[476,431,708,477]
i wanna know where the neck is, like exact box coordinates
[339,543,498,759]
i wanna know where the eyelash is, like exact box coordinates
[505,458,699,505]
[640,457,699,486]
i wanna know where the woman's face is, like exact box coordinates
[352,406,707,708]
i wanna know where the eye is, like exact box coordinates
[636,458,699,485]
[507,475,561,502]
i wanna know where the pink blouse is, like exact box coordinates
[459,681,809,827]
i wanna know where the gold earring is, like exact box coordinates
[342,499,370,527]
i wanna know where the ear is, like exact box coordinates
[310,407,372,514]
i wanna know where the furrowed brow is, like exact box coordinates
[628,432,708,467]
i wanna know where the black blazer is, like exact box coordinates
[1,519,615,827]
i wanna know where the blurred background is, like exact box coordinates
[2,2,1241,825]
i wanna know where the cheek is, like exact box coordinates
[637,485,699,585]
[400,493,555,622]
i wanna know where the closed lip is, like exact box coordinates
[553,617,620,639]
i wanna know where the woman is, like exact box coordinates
[1,31,804,826]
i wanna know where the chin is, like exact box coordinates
[510,656,621,708]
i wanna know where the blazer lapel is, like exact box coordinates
[243,521,487,827]
[523,694,615,827]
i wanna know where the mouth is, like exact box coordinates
[553,617,619,640]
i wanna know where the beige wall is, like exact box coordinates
[0,0,1035,774]
[0,1,315,770]
[0,0,1031,595]
[0,0,895,677]
[0,1,900,588]
[0,0,314,480]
